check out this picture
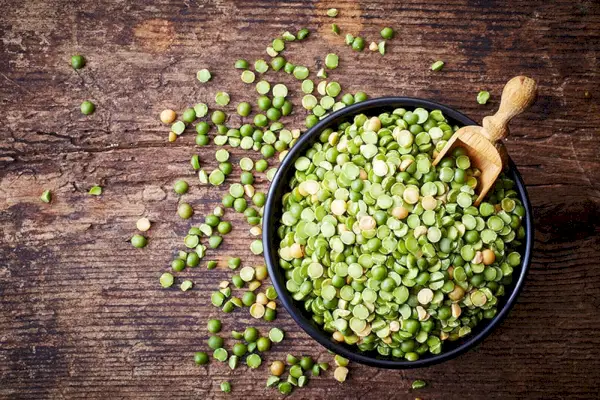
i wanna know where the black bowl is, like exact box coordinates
[263,97,533,369]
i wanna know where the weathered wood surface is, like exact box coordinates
[1,0,599,398]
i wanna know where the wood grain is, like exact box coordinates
[1,0,599,399]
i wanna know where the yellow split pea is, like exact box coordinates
[160,109,176,124]
[136,217,151,232]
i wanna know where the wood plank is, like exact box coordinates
[1,0,599,398]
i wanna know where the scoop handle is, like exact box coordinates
[481,76,537,143]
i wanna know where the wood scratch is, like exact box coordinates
[569,137,600,198]
[0,72,34,95]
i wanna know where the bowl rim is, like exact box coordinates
[263,96,533,369]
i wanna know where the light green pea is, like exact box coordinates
[196,69,211,82]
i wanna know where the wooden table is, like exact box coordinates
[1,1,599,398]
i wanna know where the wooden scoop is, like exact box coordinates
[432,76,537,205]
